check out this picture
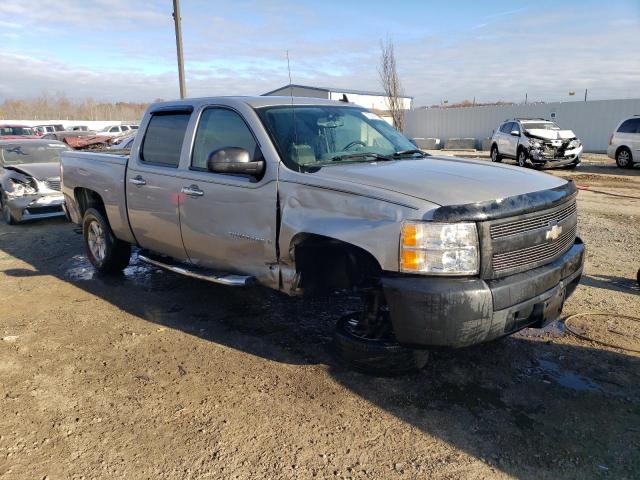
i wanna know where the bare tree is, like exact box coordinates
[378,38,405,132]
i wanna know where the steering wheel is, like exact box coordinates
[341,140,366,151]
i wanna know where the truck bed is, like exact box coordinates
[61,151,136,244]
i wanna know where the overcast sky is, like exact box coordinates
[0,0,638,106]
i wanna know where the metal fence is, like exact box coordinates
[404,98,640,152]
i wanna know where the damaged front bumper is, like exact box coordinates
[529,144,583,167]
[381,238,584,348]
[5,192,66,222]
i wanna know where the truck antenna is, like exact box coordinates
[286,50,300,172]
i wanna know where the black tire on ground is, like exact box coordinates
[616,147,633,169]
[490,145,502,162]
[517,148,528,168]
[565,162,579,170]
[82,207,131,274]
[1,191,17,225]
[333,314,429,376]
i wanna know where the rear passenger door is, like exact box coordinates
[126,109,191,261]
[177,106,277,282]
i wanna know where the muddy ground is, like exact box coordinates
[1,155,639,479]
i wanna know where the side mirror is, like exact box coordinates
[510,130,520,136]
[207,147,265,176]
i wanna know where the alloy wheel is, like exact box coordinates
[87,220,106,262]
[617,150,630,167]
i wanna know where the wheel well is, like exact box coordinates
[616,145,631,157]
[74,188,106,218]
[291,233,382,296]
[491,143,498,151]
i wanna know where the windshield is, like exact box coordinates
[256,106,419,170]
[522,122,560,131]
[0,126,34,136]
[0,143,70,165]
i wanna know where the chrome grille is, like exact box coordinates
[492,224,577,273]
[45,178,61,191]
[490,201,576,239]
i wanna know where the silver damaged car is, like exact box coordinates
[0,139,70,224]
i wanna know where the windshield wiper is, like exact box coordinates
[392,149,429,157]
[327,152,394,163]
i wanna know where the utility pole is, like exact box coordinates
[172,0,187,99]
[525,92,528,104]
[584,88,588,102]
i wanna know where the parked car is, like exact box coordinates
[607,115,639,169]
[99,125,133,137]
[61,97,584,374]
[68,125,91,132]
[0,139,70,224]
[0,124,37,138]
[33,124,65,136]
[108,134,136,151]
[490,118,582,169]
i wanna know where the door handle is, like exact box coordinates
[129,175,146,186]
[181,185,204,197]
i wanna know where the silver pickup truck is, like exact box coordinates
[61,96,584,374]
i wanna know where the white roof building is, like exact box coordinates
[262,84,413,112]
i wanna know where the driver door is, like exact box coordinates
[178,106,277,283]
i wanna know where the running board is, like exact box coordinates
[138,252,255,287]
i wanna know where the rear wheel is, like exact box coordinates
[490,145,502,162]
[616,147,633,169]
[82,208,131,274]
[333,289,429,376]
[1,192,17,225]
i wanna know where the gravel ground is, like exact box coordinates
[0,154,638,479]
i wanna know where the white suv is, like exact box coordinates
[490,118,582,169]
[607,116,639,169]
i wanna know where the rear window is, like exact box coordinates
[141,112,191,166]
[617,118,640,133]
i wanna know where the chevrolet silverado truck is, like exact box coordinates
[491,118,583,169]
[61,97,584,374]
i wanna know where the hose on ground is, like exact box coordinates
[564,312,640,353]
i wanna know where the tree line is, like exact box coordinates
[0,94,156,121]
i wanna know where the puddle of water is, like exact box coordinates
[536,359,601,392]
[63,251,167,289]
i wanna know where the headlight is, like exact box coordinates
[400,222,479,275]
[528,138,542,148]
[568,139,581,149]
[8,178,38,197]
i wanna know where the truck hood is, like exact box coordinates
[4,162,60,180]
[312,157,565,206]
[525,129,576,141]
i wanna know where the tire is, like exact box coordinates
[333,314,429,376]
[565,162,579,170]
[517,148,529,168]
[1,191,17,225]
[82,208,131,274]
[490,145,502,162]
[616,147,633,169]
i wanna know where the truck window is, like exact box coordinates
[191,108,259,170]
[141,112,191,167]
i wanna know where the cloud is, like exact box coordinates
[0,1,638,105]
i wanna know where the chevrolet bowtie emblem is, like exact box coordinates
[546,224,563,241]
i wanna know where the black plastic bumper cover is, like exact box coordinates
[381,239,584,348]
